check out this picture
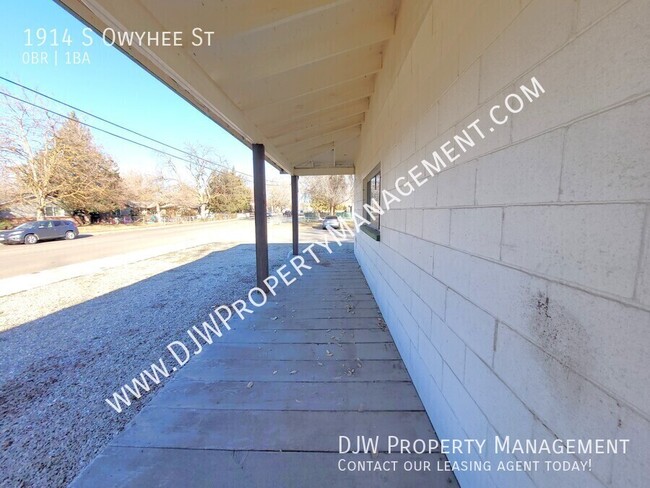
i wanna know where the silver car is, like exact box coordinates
[0,220,79,245]
[321,215,341,229]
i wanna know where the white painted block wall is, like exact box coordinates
[353,1,650,486]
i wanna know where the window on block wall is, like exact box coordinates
[362,165,381,241]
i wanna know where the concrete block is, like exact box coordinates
[422,209,450,245]
[494,325,621,447]
[561,97,650,203]
[415,268,447,320]
[464,349,536,442]
[405,208,424,238]
[410,293,432,332]
[402,234,434,272]
[380,209,396,231]
[437,60,480,133]
[436,161,477,207]
[526,420,609,488]
[387,272,413,313]
[467,255,549,336]
[430,312,466,381]
[501,204,645,298]
[476,129,563,205]
[512,0,650,141]
[636,209,650,307]
[458,0,522,74]
[442,363,490,444]
[479,0,574,102]
[544,282,650,415]
[445,290,497,364]
[483,426,537,488]
[454,92,512,163]
[393,209,407,233]
[412,171,438,209]
[399,120,417,162]
[450,207,503,259]
[396,302,420,350]
[416,101,438,151]
[576,0,627,32]
[433,245,472,296]
[417,328,443,388]
[611,406,650,487]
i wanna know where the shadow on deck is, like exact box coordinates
[72,244,459,487]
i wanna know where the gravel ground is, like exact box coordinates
[0,242,290,487]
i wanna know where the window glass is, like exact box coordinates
[365,170,381,229]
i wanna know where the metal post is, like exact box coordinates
[253,143,268,289]
[291,175,299,255]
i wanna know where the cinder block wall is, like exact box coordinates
[353,1,649,487]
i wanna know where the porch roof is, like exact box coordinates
[57,0,401,176]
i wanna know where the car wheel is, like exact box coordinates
[24,234,38,245]
[65,230,76,240]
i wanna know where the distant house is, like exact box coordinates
[0,196,70,221]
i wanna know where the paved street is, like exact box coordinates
[0,219,324,280]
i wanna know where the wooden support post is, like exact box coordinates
[291,175,299,255]
[253,143,268,289]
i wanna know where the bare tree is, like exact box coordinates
[302,175,353,214]
[0,91,60,219]
[121,171,167,222]
[166,180,199,214]
[0,155,19,203]
[267,184,291,213]
[167,144,225,219]
[0,93,122,219]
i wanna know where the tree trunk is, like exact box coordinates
[36,196,46,220]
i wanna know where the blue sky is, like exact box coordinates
[0,0,286,184]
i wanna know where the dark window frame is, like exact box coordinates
[361,164,381,241]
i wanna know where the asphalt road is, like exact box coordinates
[0,218,319,280]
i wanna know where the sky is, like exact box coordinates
[0,0,288,186]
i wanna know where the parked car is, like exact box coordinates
[321,215,341,229]
[0,220,79,245]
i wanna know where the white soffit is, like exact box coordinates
[57,0,400,175]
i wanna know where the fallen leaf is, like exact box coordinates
[247,381,254,388]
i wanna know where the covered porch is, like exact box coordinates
[71,244,458,487]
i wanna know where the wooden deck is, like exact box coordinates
[72,244,458,487]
